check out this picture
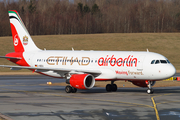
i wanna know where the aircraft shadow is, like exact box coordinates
[48,86,180,94]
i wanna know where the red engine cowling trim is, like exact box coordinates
[70,74,95,90]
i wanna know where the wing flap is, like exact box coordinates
[10,67,22,70]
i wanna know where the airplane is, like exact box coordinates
[0,10,176,94]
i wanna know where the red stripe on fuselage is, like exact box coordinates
[95,78,157,81]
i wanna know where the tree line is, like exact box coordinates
[1,0,180,36]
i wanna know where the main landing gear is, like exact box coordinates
[65,85,77,93]
[146,81,154,94]
[106,81,117,92]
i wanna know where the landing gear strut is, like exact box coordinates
[65,85,77,93]
[106,81,117,92]
[146,81,154,94]
[65,73,77,93]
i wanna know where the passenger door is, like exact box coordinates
[137,56,145,71]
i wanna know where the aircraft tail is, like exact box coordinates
[8,10,40,52]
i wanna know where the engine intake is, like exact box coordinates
[67,74,95,90]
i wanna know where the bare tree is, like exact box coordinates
[0,0,180,36]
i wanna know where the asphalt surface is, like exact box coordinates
[0,74,179,120]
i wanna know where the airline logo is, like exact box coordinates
[14,34,19,46]
[46,56,90,66]
[98,55,137,67]
[23,35,28,45]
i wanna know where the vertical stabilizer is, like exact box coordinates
[8,10,40,52]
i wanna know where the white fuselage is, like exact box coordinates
[23,50,176,81]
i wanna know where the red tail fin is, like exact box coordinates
[10,23,24,52]
[9,10,40,52]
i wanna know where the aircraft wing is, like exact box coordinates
[0,65,101,77]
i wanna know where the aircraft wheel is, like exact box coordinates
[112,84,117,92]
[65,85,72,93]
[106,84,112,92]
[72,87,77,93]
[147,89,153,94]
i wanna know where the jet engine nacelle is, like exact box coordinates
[68,74,95,90]
[131,81,156,87]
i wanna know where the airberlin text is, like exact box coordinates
[98,55,137,67]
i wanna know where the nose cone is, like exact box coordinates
[166,64,176,78]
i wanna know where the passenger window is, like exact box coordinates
[151,60,155,64]
[155,60,160,64]
[160,60,167,64]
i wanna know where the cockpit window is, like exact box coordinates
[151,59,170,64]
[151,60,155,64]
[167,60,170,63]
[160,60,167,63]
[155,60,160,64]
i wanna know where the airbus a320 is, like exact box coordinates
[0,10,176,94]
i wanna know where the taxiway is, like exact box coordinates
[0,75,180,120]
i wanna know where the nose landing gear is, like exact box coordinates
[146,80,154,94]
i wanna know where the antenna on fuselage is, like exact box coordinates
[147,49,149,52]
[72,48,74,51]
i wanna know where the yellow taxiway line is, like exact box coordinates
[151,97,160,120]
[151,93,173,120]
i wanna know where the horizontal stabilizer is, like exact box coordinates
[0,56,21,59]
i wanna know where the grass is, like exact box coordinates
[0,33,180,72]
